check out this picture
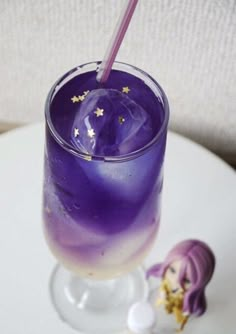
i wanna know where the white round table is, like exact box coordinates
[0,124,235,334]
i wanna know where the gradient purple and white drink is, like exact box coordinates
[43,62,169,279]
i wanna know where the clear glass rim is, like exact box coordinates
[45,61,169,162]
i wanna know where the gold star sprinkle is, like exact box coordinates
[122,86,130,94]
[84,155,92,161]
[71,90,90,103]
[71,96,79,103]
[118,116,125,124]
[88,128,95,138]
[74,128,79,137]
[94,107,104,117]
[78,95,85,101]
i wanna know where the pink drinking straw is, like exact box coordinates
[96,0,139,83]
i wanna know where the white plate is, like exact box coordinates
[0,124,235,334]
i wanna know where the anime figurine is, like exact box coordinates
[147,239,215,332]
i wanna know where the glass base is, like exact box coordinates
[50,264,149,334]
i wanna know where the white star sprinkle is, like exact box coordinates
[88,128,95,138]
[74,128,79,137]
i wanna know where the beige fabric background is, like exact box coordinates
[0,0,235,164]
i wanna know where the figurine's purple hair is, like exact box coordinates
[147,239,215,316]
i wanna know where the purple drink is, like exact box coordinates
[43,61,169,279]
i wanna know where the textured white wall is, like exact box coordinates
[0,0,235,164]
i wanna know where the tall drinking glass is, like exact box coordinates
[43,61,169,333]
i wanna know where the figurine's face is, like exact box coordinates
[164,260,191,293]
